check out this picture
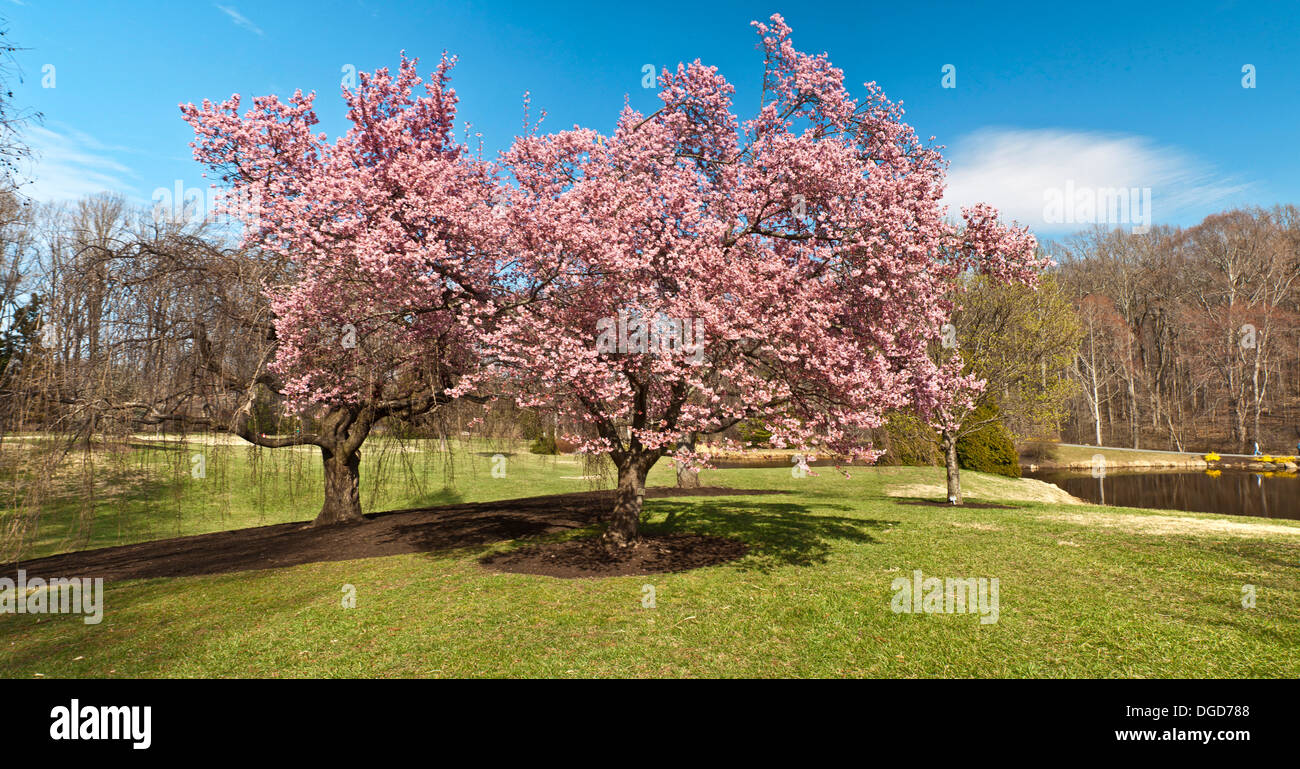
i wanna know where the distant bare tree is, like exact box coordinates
[1055,208,1300,453]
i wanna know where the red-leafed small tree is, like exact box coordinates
[473,15,1045,547]
[182,55,502,525]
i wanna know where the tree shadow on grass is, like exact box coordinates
[1194,537,1300,573]
[1169,590,1300,651]
[644,499,897,572]
[0,569,359,676]
[404,488,465,509]
[893,497,1019,510]
[6,487,885,581]
[1116,538,1300,650]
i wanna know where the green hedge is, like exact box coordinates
[956,402,1021,478]
[737,418,773,448]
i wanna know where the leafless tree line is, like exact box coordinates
[2,195,273,438]
[1052,206,1300,454]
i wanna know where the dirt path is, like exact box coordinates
[3,486,783,582]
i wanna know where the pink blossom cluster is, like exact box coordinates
[182,15,1045,470]
[182,54,500,409]
[464,15,1044,467]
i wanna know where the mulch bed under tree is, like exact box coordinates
[4,486,775,582]
[479,533,748,578]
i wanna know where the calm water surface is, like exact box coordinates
[1025,469,1300,520]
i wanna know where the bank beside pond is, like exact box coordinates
[1024,443,1300,472]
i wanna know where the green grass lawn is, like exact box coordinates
[2,440,1298,678]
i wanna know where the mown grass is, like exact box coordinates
[2,443,1298,678]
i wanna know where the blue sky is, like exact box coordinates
[6,0,1298,235]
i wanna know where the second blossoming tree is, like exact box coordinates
[474,15,1045,546]
[182,55,505,525]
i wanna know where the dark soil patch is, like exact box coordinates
[479,534,748,578]
[3,486,780,582]
[897,499,1016,510]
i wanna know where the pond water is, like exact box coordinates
[1024,469,1300,520]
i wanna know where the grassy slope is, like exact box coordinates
[2,445,1298,678]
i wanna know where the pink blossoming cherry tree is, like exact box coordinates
[474,15,1045,547]
[182,55,503,525]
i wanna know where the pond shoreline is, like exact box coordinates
[1026,453,1298,473]
[1026,467,1300,520]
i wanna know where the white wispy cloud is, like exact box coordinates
[941,128,1249,232]
[18,124,138,202]
[215,4,264,36]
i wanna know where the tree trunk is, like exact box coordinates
[315,445,364,525]
[1104,386,1115,445]
[604,456,651,548]
[1091,382,1103,446]
[1087,356,1103,446]
[1126,374,1140,449]
[1251,343,1263,452]
[676,432,700,488]
[942,431,962,505]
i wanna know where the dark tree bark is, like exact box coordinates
[604,453,655,548]
[306,403,377,526]
[316,444,363,525]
